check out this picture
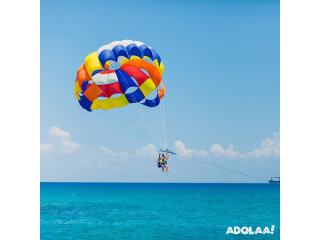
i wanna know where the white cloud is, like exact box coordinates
[41,126,81,155]
[247,131,280,158]
[174,141,208,157]
[100,144,158,159]
[101,146,129,158]
[208,131,280,160]
[210,144,245,159]
[135,144,158,156]
[40,143,52,152]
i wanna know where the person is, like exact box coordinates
[157,155,162,168]
[161,153,169,173]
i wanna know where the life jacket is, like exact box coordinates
[162,157,167,164]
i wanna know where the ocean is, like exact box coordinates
[40,183,280,239]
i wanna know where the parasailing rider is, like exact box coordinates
[161,153,169,173]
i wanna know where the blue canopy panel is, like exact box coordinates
[150,49,161,65]
[116,69,145,103]
[139,44,153,60]
[115,69,137,92]
[125,90,145,103]
[79,95,92,112]
[98,49,117,67]
[142,94,160,107]
[112,44,129,60]
[126,43,142,59]
[92,69,104,77]
[81,81,89,92]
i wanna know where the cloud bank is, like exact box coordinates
[209,131,280,159]
[210,144,245,159]
[247,131,280,158]
[41,126,279,161]
[41,127,81,155]
[135,144,158,157]
[172,131,279,160]
[174,141,208,157]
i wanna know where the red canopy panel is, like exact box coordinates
[85,81,124,98]
[120,65,149,86]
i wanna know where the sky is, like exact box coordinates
[40,0,280,183]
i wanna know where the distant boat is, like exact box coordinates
[269,177,280,184]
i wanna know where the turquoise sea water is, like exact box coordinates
[40,183,280,239]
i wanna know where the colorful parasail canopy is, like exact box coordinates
[74,40,165,112]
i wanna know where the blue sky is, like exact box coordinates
[41,0,279,182]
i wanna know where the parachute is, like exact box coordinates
[75,40,165,111]
[75,40,168,151]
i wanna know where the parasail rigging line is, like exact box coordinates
[116,66,167,149]
[163,150,269,183]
